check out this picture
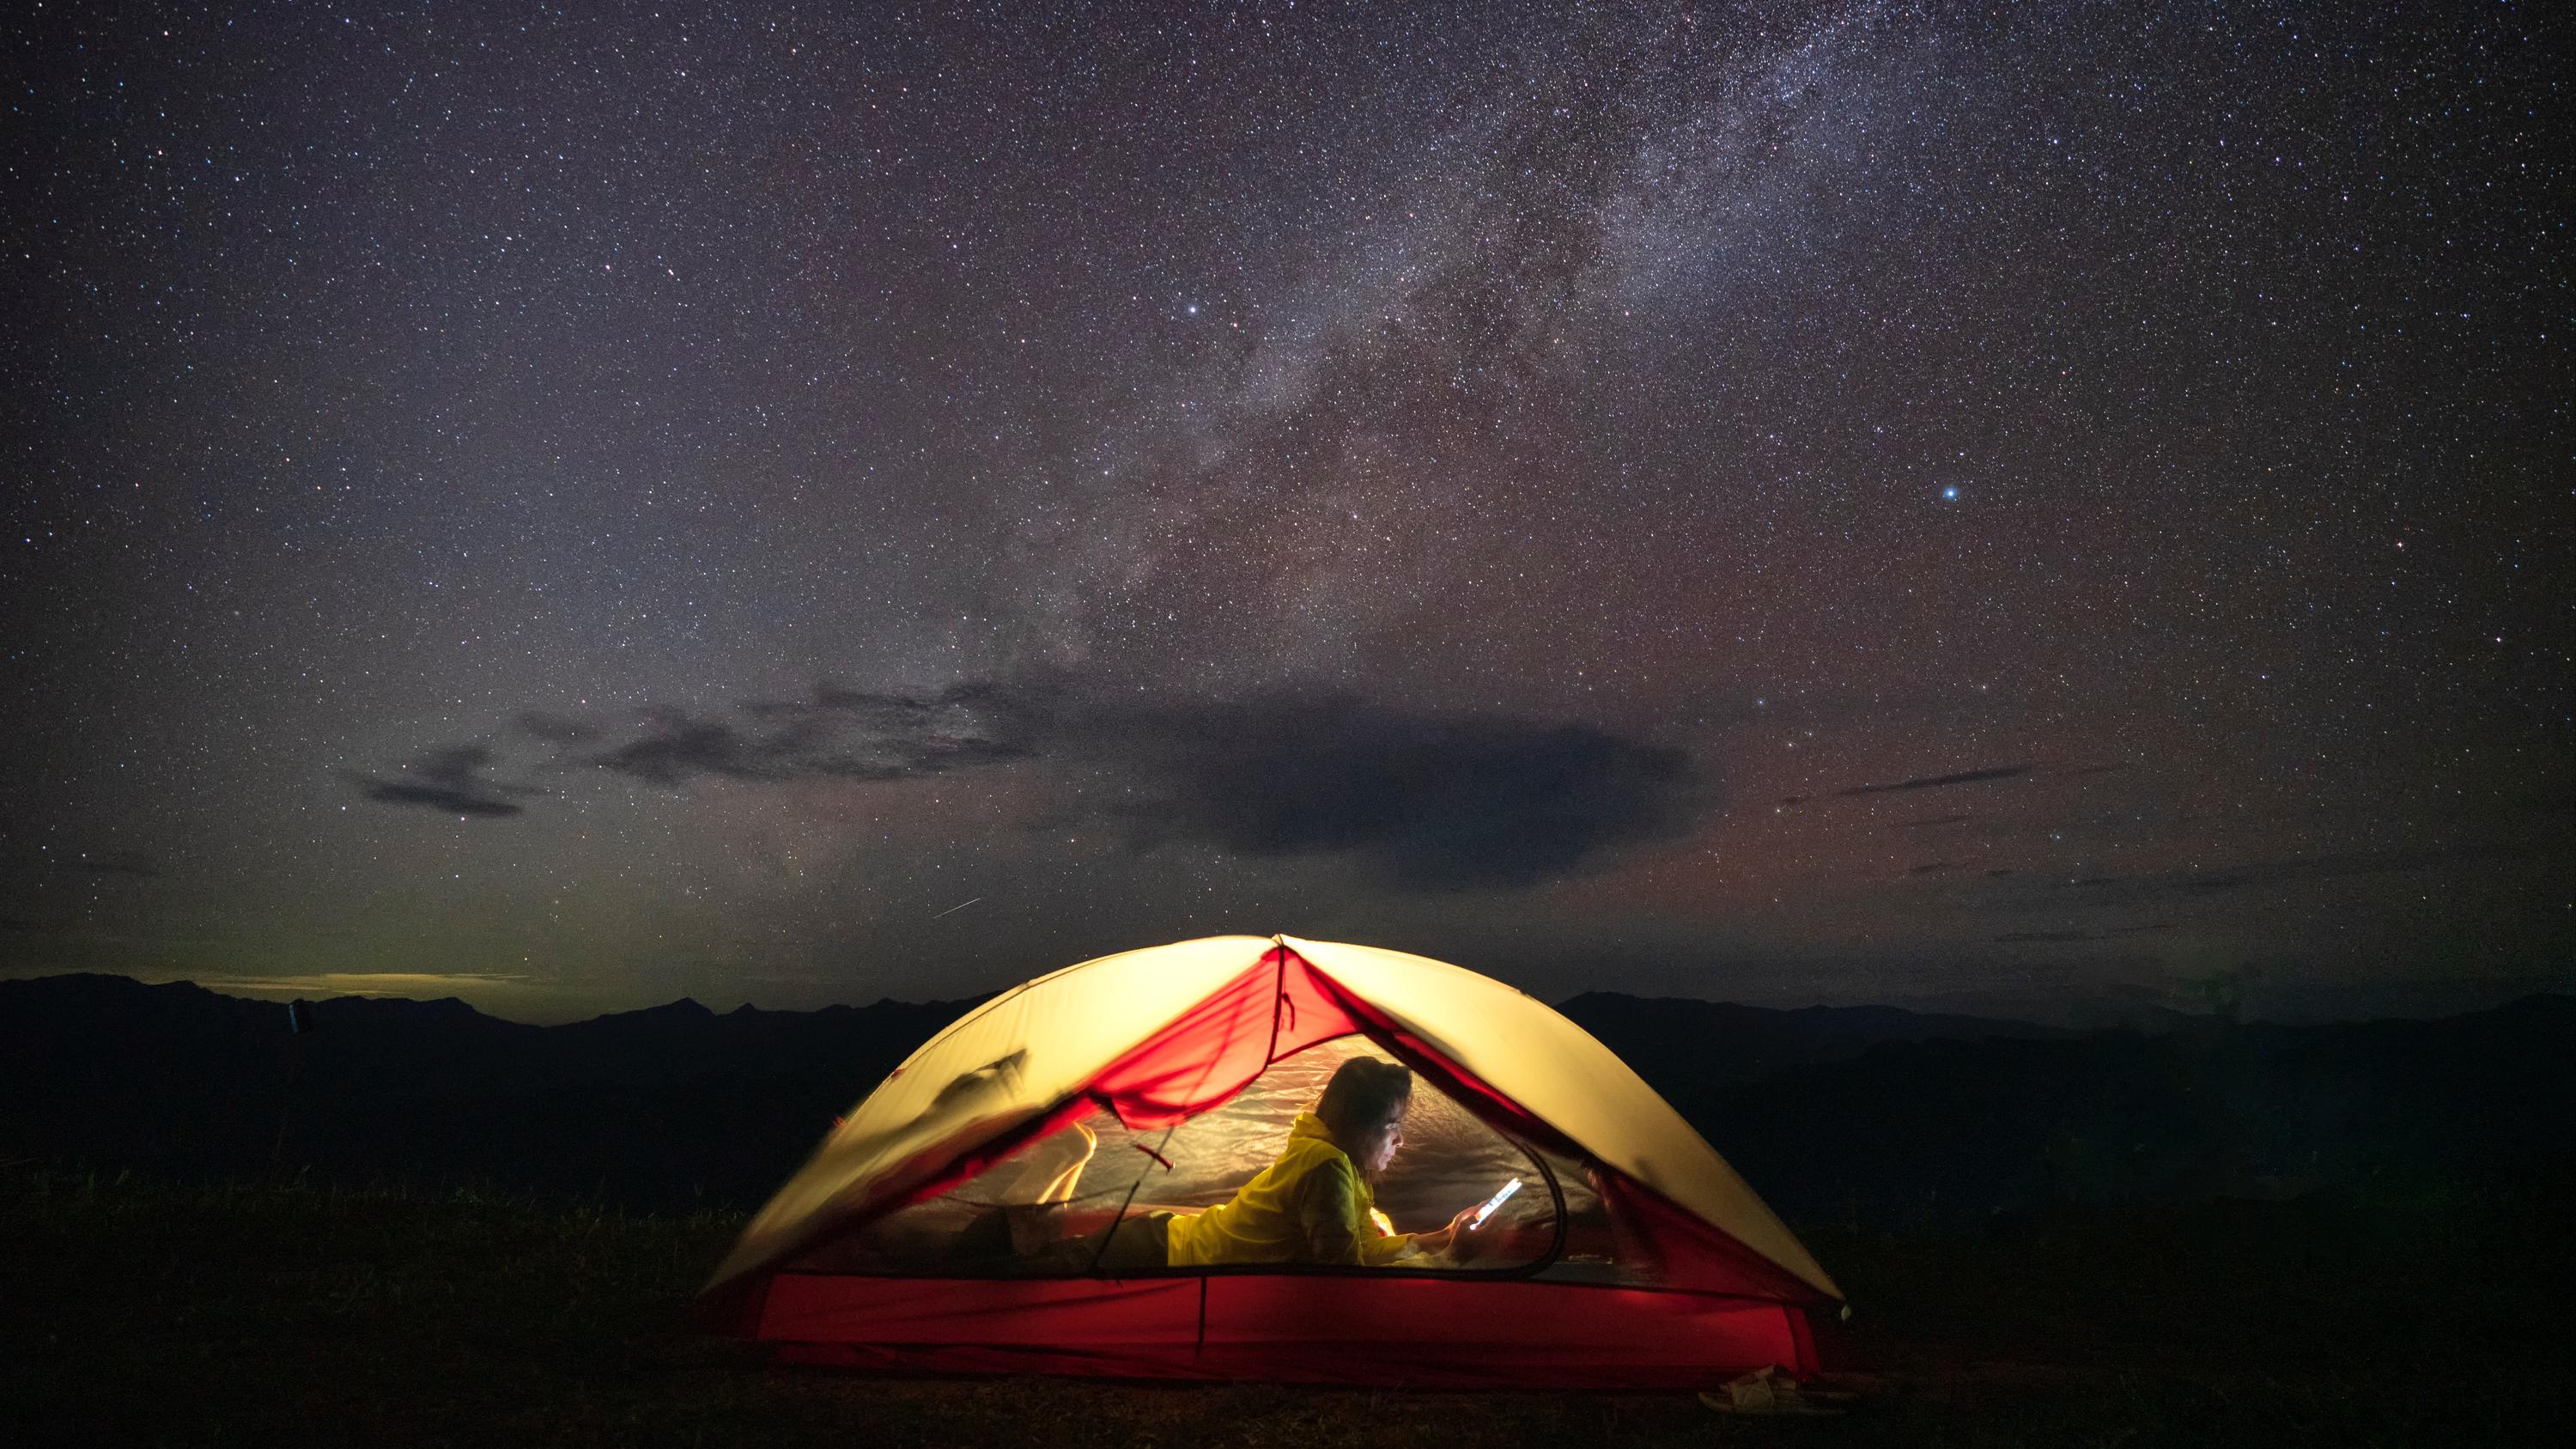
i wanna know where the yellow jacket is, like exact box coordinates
[1163,1111,1417,1268]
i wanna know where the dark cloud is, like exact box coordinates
[1900,814,1974,831]
[361,782,524,818]
[2051,845,2555,905]
[1091,691,1703,892]
[1907,861,1959,876]
[392,673,1703,891]
[1971,845,2572,958]
[591,686,1036,788]
[590,714,783,786]
[349,746,532,818]
[1838,764,2033,796]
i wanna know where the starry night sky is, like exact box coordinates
[5,1,2568,1024]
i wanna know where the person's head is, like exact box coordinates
[1315,1056,1413,1175]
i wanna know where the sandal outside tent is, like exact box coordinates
[704,935,1843,1388]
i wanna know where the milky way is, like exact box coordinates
[4,2,2567,1022]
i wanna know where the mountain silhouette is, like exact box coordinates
[3,974,2569,1227]
[0,975,973,1207]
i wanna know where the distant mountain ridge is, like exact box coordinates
[4,973,2570,1228]
[1554,992,2070,1085]
[0,974,977,1209]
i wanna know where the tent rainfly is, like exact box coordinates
[704,935,1844,1388]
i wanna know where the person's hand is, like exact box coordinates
[1443,1204,1491,1263]
[1415,1205,1483,1259]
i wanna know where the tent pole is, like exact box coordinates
[1262,934,1287,1064]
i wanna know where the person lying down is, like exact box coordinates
[950,1056,1486,1273]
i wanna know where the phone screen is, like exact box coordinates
[1468,1176,1523,1229]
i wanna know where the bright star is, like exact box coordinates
[1941,485,1959,500]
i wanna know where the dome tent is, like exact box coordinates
[706,935,1843,1388]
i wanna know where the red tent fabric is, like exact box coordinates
[708,936,1841,1387]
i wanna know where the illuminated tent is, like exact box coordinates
[704,935,1843,1387]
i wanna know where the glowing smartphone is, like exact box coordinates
[1467,1177,1522,1230]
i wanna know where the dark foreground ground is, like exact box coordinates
[3,1168,2565,1448]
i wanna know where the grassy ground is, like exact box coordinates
[3,1168,2564,1447]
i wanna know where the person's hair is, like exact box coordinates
[1315,1056,1413,1140]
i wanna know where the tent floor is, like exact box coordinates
[751,1270,1819,1389]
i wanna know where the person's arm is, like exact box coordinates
[1297,1159,1411,1266]
[1405,1206,1483,1260]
